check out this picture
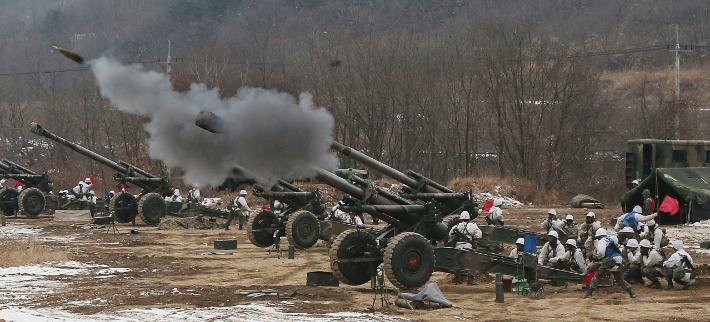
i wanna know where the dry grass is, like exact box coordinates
[0,238,68,267]
[448,175,561,205]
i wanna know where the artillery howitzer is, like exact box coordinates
[0,160,53,217]
[30,123,173,225]
[330,142,477,229]
[196,110,453,289]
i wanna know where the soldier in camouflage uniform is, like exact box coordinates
[585,228,636,299]
[578,212,601,258]
[639,239,664,289]
[560,214,578,241]
[222,190,251,230]
[642,189,654,216]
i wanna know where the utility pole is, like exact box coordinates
[166,40,172,74]
[668,25,693,139]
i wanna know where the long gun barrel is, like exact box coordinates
[29,123,160,192]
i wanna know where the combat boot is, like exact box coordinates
[679,281,690,290]
[467,275,479,286]
[647,281,662,289]
[452,271,463,285]
[665,282,674,290]
[584,290,593,299]
[627,289,636,298]
[238,224,243,230]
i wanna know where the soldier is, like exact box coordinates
[538,230,566,269]
[88,191,98,218]
[614,205,657,234]
[578,212,602,257]
[448,210,482,285]
[642,189,655,216]
[509,237,525,259]
[585,228,635,299]
[560,214,578,241]
[663,240,694,290]
[541,209,563,233]
[222,190,251,230]
[0,179,4,188]
[165,189,183,202]
[108,190,115,201]
[639,239,664,289]
[640,219,668,256]
[348,212,364,226]
[623,239,644,285]
[187,186,201,203]
[486,199,505,226]
[563,239,587,274]
[617,226,635,246]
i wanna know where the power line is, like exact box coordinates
[0,58,166,77]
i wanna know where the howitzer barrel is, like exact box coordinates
[406,170,454,193]
[400,193,468,200]
[1,160,37,175]
[30,123,127,174]
[0,174,46,180]
[119,177,165,183]
[330,142,427,191]
[256,191,316,198]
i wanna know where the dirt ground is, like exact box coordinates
[1,204,709,322]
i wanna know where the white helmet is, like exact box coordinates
[639,239,652,248]
[547,209,557,216]
[619,226,634,234]
[515,238,525,245]
[626,239,639,248]
[565,239,577,247]
[586,212,595,218]
[547,230,559,238]
[109,190,115,194]
[595,228,607,238]
[565,214,573,221]
[459,211,470,220]
[673,240,684,250]
[85,178,91,183]
[633,205,642,213]
[493,199,503,207]
[632,179,639,185]
[240,190,248,195]
[89,190,95,195]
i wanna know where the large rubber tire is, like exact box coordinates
[0,188,19,215]
[137,193,167,226]
[384,232,435,290]
[18,187,45,218]
[247,209,278,247]
[109,192,138,223]
[286,210,320,249]
[329,229,380,286]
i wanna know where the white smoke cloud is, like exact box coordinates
[91,57,338,188]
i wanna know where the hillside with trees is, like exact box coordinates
[1,0,709,202]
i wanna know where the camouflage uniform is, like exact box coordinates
[640,246,664,288]
[585,235,635,299]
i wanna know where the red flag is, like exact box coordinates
[261,205,270,210]
[14,182,24,187]
[659,196,680,216]
[581,270,597,284]
[119,184,126,192]
[90,175,96,185]
[482,200,494,212]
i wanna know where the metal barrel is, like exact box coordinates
[30,123,128,174]
[406,170,454,193]
[119,177,165,183]
[400,193,468,200]
[0,161,11,174]
[349,175,413,205]
[1,160,37,175]
[0,174,46,180]
[313,167,397,206]
[331,141,429,191]
[276,180,303,192]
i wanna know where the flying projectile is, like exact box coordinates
[52,46,84,64]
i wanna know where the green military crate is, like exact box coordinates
[214,239,238,250]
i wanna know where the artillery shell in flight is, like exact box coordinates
[52,46,84,64]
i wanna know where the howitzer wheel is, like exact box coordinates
[109,192,138,223]
[286,210,320,249]
[18,187,45,218]
[384,232,435,290]
[329,229,380,286]
[0,188,19,215]
[247,209,277,247]
[137,193,167,226]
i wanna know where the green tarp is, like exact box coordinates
[620,167,710,224]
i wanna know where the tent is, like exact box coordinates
[620,167,710,225]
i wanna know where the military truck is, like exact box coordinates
[622,139,710,224]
